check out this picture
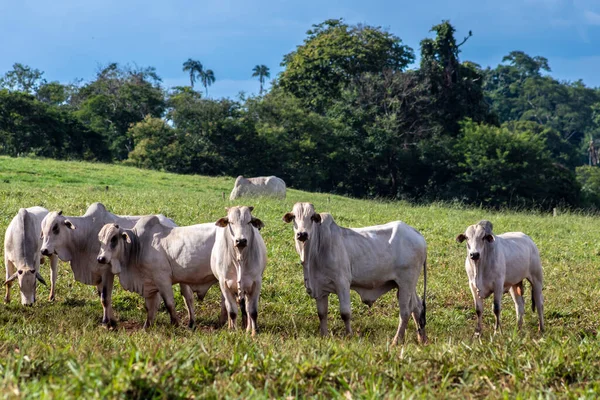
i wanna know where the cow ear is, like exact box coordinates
[121,232,131,244]
[4,272,18,285]
[215,217,229,227]
[248,206,254,212]
[57,210,63,216]
[282,213,295,223]
[485,234,495,243]
[64,220,76,230]
[311,213,322,224]
[250,217,264,230]
[456,234,467,243]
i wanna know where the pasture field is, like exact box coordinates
[1,156,600,399]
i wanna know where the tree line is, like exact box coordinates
[2,19,600,209]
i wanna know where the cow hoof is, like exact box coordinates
[188,321,196,330]
[48,295,55,302]
[102,319,118,329]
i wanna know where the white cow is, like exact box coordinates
[229,175,286,200]
[96,217,223,328]
[40,202,178,327]
[283,202,427,344]
[4,207,58,305]
[456,220,544,334]
[211,206,266,336]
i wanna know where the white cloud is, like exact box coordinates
[584,10,600,25]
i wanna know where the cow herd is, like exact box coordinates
[3,197,544,344]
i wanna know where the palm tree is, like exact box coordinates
[252,65,270,95]
[182,59,203,89]
[200,69,215,96]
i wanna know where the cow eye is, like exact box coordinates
[110,236,118,247]
[52,225,59,234]
[30,270,35,274]
[18,270,23,275]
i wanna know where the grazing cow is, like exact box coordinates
[229,175,286,200]
[283,202,427,344]
[211,206,266,336]
[40,202,178,326]
[4,207,58,305]
[456,220,544,334]
[96,217,222,328]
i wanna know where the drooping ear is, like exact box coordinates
[456,234,467,243]
[121,232,131,244]
[215,217,229,227]
[64,220,76,230]
[4,272,18,285]
[250,217,264,230]
[36,272,47,286]
[484,234,495,243]
[57,210,63,216]
[311,213,322,224]
[282,212,295,223]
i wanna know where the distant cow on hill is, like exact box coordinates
[229,176,286,200]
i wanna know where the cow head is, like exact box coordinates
[215,206,264,256]
[97,223,129,275]
[5,266,47,306]
[282,202,321,243]
[40,210,76,261]
[456,220,495,262]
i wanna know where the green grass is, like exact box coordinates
[1,155,600,398]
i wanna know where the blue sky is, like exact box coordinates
[1,0,599,99]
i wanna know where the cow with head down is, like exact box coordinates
[211,206,266,336]
[456,220,544,335]
[40,202,180,327]
[229,175,286,200]
[4,207,58,305]
[96,217,222,329]
[283,202,427,345]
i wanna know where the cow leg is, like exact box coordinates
[469,282,484,336]
[493,286,503,334]
[530,277,544,333]
[220,282,238,330]
[245,291,260,337]
[157,282,179,326]
[240,297,248,331]
[218,293,228,327]
[48,254,58,301]
[143,292,161,329]
[509,283,525,330]
[4,258,15,303]
[316,295,329,336]
[392,289,412,346]
[100,272,117,328]
[180,284,195,329]
[337,286,352,336]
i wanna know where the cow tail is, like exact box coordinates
[419,258,427,328]
[531,285,536,313]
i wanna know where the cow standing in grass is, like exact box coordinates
[211,206,266,336]
[40,202,181,327]
[456,220,544,334]
[229,176,286,200]
[283,202,427,344]
[96,217,222,329]
[4,207,57,305]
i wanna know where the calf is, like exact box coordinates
[97,217,222,328]
[211,206,266,336]
[456,220,544,334]
[4,207,58,305]
[283,202,427,344]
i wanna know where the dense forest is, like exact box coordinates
[2,20,600,209]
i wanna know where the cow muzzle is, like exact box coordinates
[97,256,108,264]
[469,252,480,261]
[235,238,247,249]
[41,248,51,256]
[296,232,308,242]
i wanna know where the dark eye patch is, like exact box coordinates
[110,236,118,248]
[52,224,59,234]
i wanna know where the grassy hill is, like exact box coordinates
[1,156,599,398]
